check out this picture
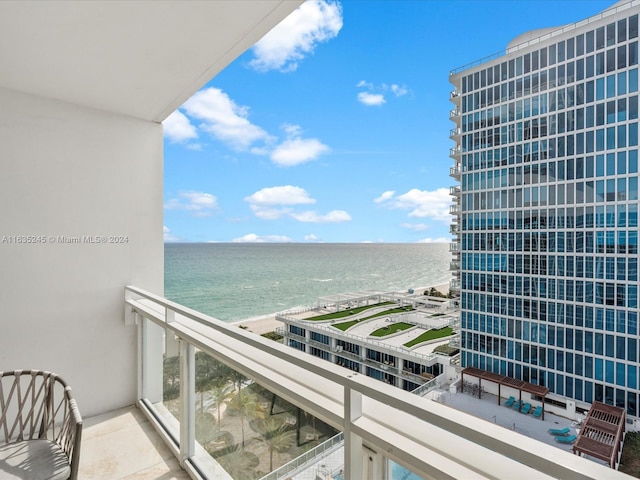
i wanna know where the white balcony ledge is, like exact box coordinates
[124,286,630,480]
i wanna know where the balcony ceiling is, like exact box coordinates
[0,1,301,122]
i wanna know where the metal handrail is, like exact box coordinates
[259,433,344,480]
[450,0,639,75]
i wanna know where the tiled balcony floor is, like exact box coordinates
[79,406,189,480]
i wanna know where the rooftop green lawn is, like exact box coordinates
[403,327,453,348]
[306,302,394,321]
[370,322,414,337]
[433,344,460,356]
[332,306,414,331]
[332,319,360,331]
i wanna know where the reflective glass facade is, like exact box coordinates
[450,4,640,417]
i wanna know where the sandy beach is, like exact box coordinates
[234,282,451,335]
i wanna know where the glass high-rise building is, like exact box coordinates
[450,0,640,418]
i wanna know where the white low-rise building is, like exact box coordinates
[277,292,461,394]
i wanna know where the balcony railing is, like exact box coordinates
[450,165,461,177]
[363,357,399,374]
[334,349,362,362]
[410,376,439,397]
[450,185,461,196]
[261,432,344,480]
[124,285,626,480]
[450,204,460,214]
[450,0,640,75]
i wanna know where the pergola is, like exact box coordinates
[317,291,390,311]
[461,366,550,420]
[573,401,626,469]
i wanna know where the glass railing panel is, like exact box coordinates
[192,349,340,479]
[162,352,181,422]
[191,350,236,457]
[145,320,182,448]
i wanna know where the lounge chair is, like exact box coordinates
[521,403,532,414]
[548,427,571,436]
[555,434,577,444]
[512,400,522,411]
[504,396,515,408]
[532,406,543,418]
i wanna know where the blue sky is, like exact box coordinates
[163,0,616,243]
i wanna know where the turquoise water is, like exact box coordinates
[165,242,451,323]
[391,462,425,480]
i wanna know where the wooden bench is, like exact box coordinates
[0,370,82,480]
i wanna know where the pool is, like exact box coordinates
[391,462,425,480]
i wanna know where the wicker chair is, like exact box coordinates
[0,370,82,480]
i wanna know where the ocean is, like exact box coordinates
[165,242,441,479]
[164,242,452,323]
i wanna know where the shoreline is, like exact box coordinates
[233,282,450,335]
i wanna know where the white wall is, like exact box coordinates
[0,87,163,417]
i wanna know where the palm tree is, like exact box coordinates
[195,351,219,412]
[255,418,296,471]
[210,383,234,425]
[163,355,180,401]
[228,369,248,392]
[216,446,259,480]
[210,359,234,388]
[195,411,218,443]
[228,389,264,448]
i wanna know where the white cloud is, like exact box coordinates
[182,88,271,150]
[245,185,350,224]
[282,123,303,136]
[417,237,451,243]
[249,205,292,220]
[304,234,322,242]
[271,137,330,166]
[401,223,428,232]
[357,92,385,106]
[162,110,197,142]
[245,186,315,206]
[232,234,293,243]
[290,210,351,223]
[171,90,329,167]
[356,80,373,89]
[249,0,343,72]
[391,84,408,97]
[375,188,452,222]
[245,185,314,219]
[163,226,182,242]
[165,191,218,217]
[356,81,409,106]
[374,190,395,203]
